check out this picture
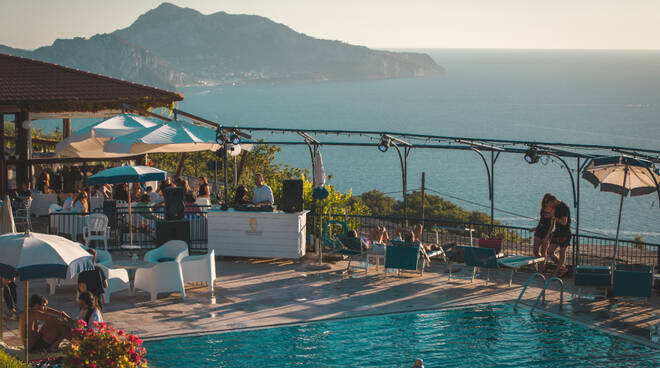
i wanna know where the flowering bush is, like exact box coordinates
[63,321,148,368]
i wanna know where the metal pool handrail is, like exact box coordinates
[531,276,565,315]
[514,272,546,311]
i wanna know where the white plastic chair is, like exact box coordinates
[97,264,130,304]
[83,213,110,251]
[182,250,216,293]
[133,250,187,302]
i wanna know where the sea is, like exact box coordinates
[39,49,660,243]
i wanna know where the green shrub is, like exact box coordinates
[0,349,29,368]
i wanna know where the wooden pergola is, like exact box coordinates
[0,53,183,195]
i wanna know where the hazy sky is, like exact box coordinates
[1,0,659,50]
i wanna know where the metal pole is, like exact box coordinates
[575,157,581,266]
[24,280,29,363]
[490,151,495,231]
[421,172,425,220]
[233,156,238,187]
[214,160,218,194]
[222,146,229,210]
[612,167,628,275]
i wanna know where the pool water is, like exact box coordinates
[145,304,660,367]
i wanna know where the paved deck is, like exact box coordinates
[2,256,659,349]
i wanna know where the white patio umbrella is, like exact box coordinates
[103,120,221,154]
[55,113,159,158]
[582,155,660,273]
[0,195,16,234]
[0,232,94,362]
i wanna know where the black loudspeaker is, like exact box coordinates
[102,200,117,229]
[164,187,185,220]
[282,179,303,213]
[156,220,190,247]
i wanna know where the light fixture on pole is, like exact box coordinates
[229,133,240,145]
[524,147,539,164]
[215,128,226,145]
[378,136,391,152]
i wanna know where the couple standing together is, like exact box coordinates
[532,193,571,277]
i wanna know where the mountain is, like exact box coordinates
[0,3,444,89]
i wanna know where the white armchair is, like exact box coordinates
[133,251,187,302]
[144,240,189,263]
[182,250,216,293]
[83,213,110,251]
[97,264,130,304]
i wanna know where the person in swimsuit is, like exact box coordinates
[19,295,73,353]
[546,201,572,277]
[197,176,210,199]
[532,194,558,259]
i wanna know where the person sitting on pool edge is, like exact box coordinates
[251,173,274,206]
[19,294,73,353]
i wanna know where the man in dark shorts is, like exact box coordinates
[77,249,108,310]
[546,201,571,277]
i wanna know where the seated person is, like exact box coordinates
[77,292,103,327]
[135,194,159,222]
[19,295,73,353]
[233,185,250,208]
[368,226,389,245]
[146,186,164,206]
[184,192,200,212]
[78,249,108,311]
[251,174,274,206]
[394,224,440,252]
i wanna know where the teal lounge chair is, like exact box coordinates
[385,241,424,276]
[574,265,612,299]
[336,236,368,273]
[321,220,349,253]
[613,264,652,298]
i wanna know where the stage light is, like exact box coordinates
[215,129,226,145]
[230,133,240,145]
[524,147,539,164]
[378,137,390,152]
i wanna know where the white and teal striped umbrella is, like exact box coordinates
[0,232,93,281]
[104,119,220,154]
[87,165,167,185]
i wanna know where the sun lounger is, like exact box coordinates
[574,265,611,298]
[385,242,424,276]
[336,236,367,273]
[613,264,653,298]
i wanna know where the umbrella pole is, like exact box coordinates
[611,167,628,282]
[0,282,3,340]
[24,280,28,363]
[128,190,133,247]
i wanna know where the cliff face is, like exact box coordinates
[0,2,444,89]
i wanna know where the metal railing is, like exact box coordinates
[47,206,209,251]
[315,213,660,270]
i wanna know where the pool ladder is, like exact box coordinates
[514,273,564,314]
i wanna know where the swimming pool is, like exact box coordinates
[145,304,660,367]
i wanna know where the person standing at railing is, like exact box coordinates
[71,190,89,213]
[532,194,557,261]
[546,200,571,277]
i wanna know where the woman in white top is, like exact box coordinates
[77,292,103,327]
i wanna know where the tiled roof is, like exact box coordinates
[0,53,182,112]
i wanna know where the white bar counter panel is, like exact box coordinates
[207,209,308,259]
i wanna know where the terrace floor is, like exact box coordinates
[2,255,659,349]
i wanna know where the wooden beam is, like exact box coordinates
[8,154,144,165]
[122,104,172,122]
[3,135,59,146]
